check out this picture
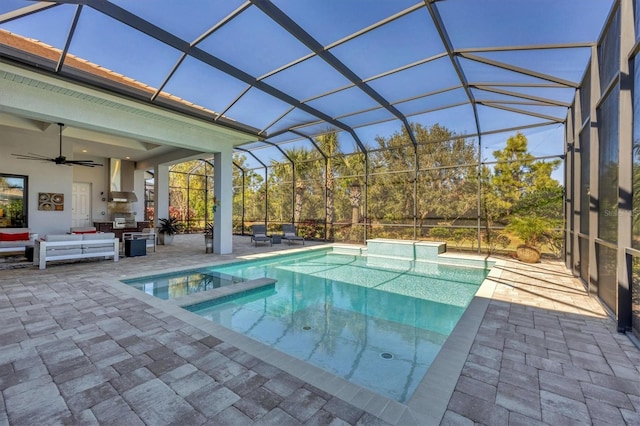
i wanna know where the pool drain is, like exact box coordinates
[302,326,311,330]
[380,352,393,360]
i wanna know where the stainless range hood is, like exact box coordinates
[108,191,138,202]
[109,158,138,202]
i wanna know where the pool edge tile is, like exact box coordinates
[405,269,496,423]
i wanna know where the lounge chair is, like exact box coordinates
[251,224,272,247]
[282,224,304,245]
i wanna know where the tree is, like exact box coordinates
[487,132,562,219]
[314,129,340,240]
[284,147,314,224]
[168,160,213,231]
[233,154,264,232]
[268,158,293,226]
[334,152,366,242]
[369,123,478,238]
[482,132,563,254]
[416,124,478,228]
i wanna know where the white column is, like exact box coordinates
[154,164,169,228]
[133,169,146,222]
[214,148,233,254]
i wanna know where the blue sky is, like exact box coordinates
[0,0,614,179]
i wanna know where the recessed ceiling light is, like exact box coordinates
[125,156,131,159]
[82,149,88,153]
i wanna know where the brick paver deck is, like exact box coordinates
[0,235,638,425]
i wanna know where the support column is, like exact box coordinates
[154,164,169,229]
[214,148,233,254]
[133,169,146,222]
[588,44,601,296]
[564,107,574,270]
[617,0,634,332]
[572,93,582,277]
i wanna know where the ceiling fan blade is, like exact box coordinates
[67,160,102,164]
[12,153,51,160]
[66,160,103,167]
[12,156,58,164]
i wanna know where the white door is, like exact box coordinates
[72,182,92,228]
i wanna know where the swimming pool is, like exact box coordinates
[124,249,491,402]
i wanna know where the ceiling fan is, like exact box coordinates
[12,123,103,167]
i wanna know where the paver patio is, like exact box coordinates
[0,234,638,425]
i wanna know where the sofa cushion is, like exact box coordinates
[44,234,83,242]
[82,233,115,240]
[0,232,30,241]
[43,234,83,252]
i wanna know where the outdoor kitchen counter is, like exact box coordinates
[94,221,149,240]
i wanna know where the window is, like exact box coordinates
[0,174,28,228]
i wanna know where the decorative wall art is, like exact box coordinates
[38,192,64,211]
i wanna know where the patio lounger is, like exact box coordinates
[282,224,304,245]
[251,224,272,246]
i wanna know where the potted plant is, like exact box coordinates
[204,222,214,253]
[505,215,555,263]
[157,217,181,245]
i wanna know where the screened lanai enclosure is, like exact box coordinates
[2,1,640,340]
[228,128,564,249]
[166,126,565,254]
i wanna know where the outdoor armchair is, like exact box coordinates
[282,224,304,245]
[251,224,272,247]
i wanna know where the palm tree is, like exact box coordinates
[284,147,314,224]
[269,158,294,226]
[341,153,366,241]
[315,129,341,240]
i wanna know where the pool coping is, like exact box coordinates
[102,244,504,425]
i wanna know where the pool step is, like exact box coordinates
[172,277,277,308]
[331,244,365,256]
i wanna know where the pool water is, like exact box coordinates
[124,270,246,300]
[180,251,490,402]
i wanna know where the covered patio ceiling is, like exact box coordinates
[0,0,615,166]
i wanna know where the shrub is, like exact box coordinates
[429,227,451,240]
[483,230,510,254]
[452,228,476,248]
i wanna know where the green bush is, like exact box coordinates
[506,216,555,248]
[429,227,451,240]
[452,228,476,248]
[483,230,510,254]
